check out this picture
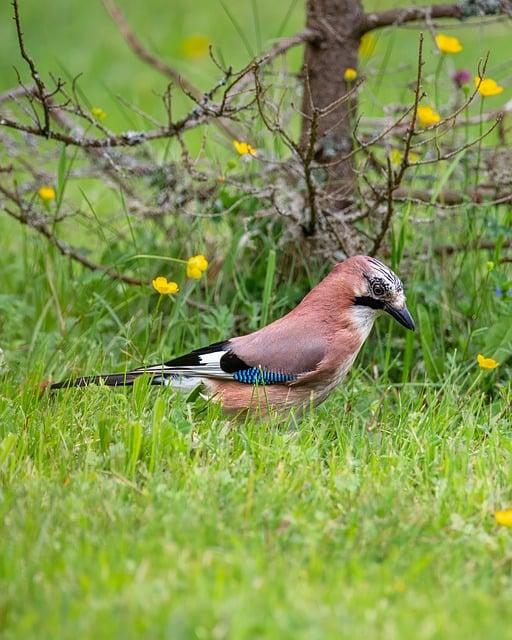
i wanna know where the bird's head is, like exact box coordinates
[341,256,415,332]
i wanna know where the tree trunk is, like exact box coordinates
[300,0,365,204]
[300,0,366,254]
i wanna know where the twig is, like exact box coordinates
[304,108,319,235]
[434,238,512,256]
[12,0,51,136]
[0,184,147,286]
[101,0,240,141]
[0,104,234,147]
[0,84,36,104]
[411,115,503,166]
[360,98,512,129]
[370,33,425,255]
[370,157,394,256]
[102,0,198,96]
[394,33,424,186]
[392,186,512,206]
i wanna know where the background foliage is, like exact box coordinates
[0,1,511,639]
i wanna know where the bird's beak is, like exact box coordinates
[384,303,415,331]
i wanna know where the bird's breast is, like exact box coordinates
[348,306,378,342]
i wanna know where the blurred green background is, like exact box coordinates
[1,0,510,125]
[1,4,511,640]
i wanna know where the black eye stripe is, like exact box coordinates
[354,296,385,310]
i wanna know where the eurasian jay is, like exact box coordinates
[50,255,415,415]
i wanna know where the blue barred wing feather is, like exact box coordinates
[134,340,302,385]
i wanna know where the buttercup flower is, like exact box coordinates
[152,277,179,295]
[182,35,210,60]
[359,33,376,59]
[344,67,358,81]
[38,186,56,201]
[477,354,499,369]
[474,76,503,97]
[435,34,463,54]
[390,149,402,166]
[187,254,208,279]
[495,509,512,527]
[390,149,420,166]
[452,69,471,88]
[233,140,257,157]
[494,509,512,527]
[91,107,107,121]
[417,106,441,127]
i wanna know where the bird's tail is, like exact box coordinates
[49,370,158,390]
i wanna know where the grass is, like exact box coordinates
[1,0,512,638]
[1,230,510,639]
[1,371,512,639]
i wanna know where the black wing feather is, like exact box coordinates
[163,339,251,375]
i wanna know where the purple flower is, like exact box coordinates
[452,69,471,88]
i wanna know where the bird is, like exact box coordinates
[50,255,415,416]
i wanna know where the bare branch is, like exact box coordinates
[101,0,240,140]
[0,84,36,104]
[0,183,147,286]
[12,0,52,136]
[370,157,394,256]
[370,33,425,255]
[361,4,460,34]
[361,1,512,34]
[0,102,235,147]
[411,115,503,167]
[102,0,198,96]
[434,238,512,256]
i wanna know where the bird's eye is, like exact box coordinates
[372,283,385,297]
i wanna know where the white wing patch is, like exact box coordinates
[132,350,233,380]
[154,375,204,391]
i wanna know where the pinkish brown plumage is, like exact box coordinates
[50,256,415,416]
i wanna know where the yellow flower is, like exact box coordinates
[152,277,179,295]
[359,33,376,59]
[38,186,56,201]
[435,34,463,54]
[495,509,512,527]
[389,149,420,167]
[187,254,208,279]
[474,77,503,97]
[390,149,402,166]
[417,105,441,127]
[233,140,257,157]
[182,35,210,60]
[390,149,420,167]
[344,67,358,81]
[187,265,201,279]
[91,107,107,121]
[477,354,499,370]
[194,254,208,271]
